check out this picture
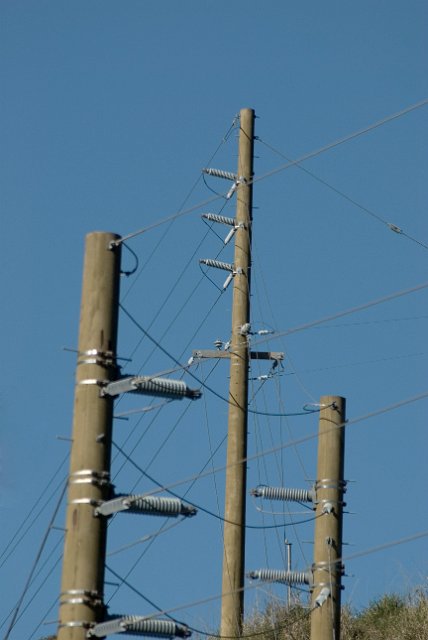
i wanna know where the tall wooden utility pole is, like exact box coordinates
[310,396,346,640]
[57,232,121,640]
[220,107,255,638]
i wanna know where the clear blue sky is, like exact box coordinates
[1,2,428,638]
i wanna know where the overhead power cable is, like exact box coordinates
[112,98,428,246]
[0,454,68,568]
[106,526,428,634]
[112,441,321,531]
[119,302,322,418]
[3,481,67,640]
[256,136,428,250]
[117,389,428,501]
[253,279,428,345]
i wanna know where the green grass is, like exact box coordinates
[239,589,428,640]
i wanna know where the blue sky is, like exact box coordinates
[1,2,428,638]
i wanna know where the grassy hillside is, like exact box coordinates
[241,589,428,640]
[39,589,428,640]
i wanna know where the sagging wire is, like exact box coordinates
[253,279,428,346]
[106,562,314,640]
[104,528,428,635]
[106,564,181,623]
[112,440,323,531]
[199,260,225,293]
[120,241,139,277]
[112,388,428,506]
[112,99,428,247]
[119,302,326,418]
[0,453,68,568]
[1,550,62,635]
[105,560,313,640]
[3,481,67,640]
[107,518,187,557]
[120,114,239,302]
[256,135,428,251]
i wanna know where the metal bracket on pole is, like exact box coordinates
[192,349,284,362]
[101,376,201,400]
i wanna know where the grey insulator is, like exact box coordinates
[199,259,234,272]
[248,569,310,586]
[123,618,191,638]
[251,485,314,503]
[125,496,197,517]
[134,377,201,400]
[202,213,235,226]
[202,167,237,181]
[89,617,191,638]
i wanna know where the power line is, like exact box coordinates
[119,389,428,501]
[251,98,428,186]
[112,440,321,531]
[112,98,428,246]
[256,136,428,251]
[119,302,323,418]
[253,279,428,345]
[3,481,67,640]
[106,525,428,631]
[0,454,68,568]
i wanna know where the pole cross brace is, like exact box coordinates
[192,350,284,362]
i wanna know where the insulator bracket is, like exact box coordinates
[192,350,284,362]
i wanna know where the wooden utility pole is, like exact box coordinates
[57,232,121,640]
[310,396,346,640]
[220,107,255,638]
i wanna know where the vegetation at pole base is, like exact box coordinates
[233,588,428,640]
[38,590,428,640]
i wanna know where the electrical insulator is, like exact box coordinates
[248,569,311,586]
[199,259,234,272]
[314,587,331,608]
[95,495,197,518]
[250,485,314,504]
[202,167,237,181]
[135,377,201,400]
[102,376,201,400]
[88,617,191,638]
[202,213,235,226]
